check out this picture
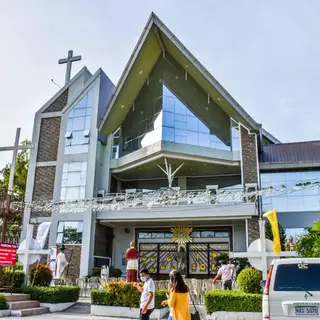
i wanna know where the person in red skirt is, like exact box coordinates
[125,241,140,282]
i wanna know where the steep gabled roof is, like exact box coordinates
[98,12,279,144]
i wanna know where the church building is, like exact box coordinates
[21,13,320,279]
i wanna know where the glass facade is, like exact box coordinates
[65,89,92,155]
[60,161,87,200]
[261,171,320,212]
[162,85,230,150]
[117,84,240,156]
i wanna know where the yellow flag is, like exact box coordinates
[263,209,281,254]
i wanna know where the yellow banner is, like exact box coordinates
[263,209,281,254]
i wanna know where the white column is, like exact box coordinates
[22,224,33,282]
[259,219,268,280]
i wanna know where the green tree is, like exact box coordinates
[265,220,287,251]
[0,139,30,199]
[0,139,31,243]
[296,221,320,258]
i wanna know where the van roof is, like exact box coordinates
[272,258,320,265]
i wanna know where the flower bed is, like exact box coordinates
[91,282,168,319]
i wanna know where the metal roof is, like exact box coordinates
[260,141,320,163]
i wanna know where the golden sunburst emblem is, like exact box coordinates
[170,227,193,247]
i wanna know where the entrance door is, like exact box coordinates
[139,242,230,279]
[139,243,178,280]
[187,243,230,278]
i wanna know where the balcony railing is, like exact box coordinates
[26,187,256,213]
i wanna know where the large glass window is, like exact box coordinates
[65,89,93,155]
[274,263,320,291]
[162,85,230,151]
[60,161,87,200]
[56,221,83,244]
[261,171,320,212]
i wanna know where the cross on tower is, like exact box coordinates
[58,50,82,85]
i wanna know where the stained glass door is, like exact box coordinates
[139,243,178,279]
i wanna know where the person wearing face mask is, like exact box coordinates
[133,269,155,320]
[161,270,191,320]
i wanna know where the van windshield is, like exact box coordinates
[274,263,320,291]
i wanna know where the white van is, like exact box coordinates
[263,258,320,319]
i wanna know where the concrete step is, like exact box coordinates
[3,294,31,302]
[11,306,50,317]
[9,300,40,310]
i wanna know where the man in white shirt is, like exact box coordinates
[133,269,155,320]
[212,260,236,290]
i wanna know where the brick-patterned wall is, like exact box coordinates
[247,217,260,245]
[32,166,56,218]
[241,126,260,244]
[64,245,81,278]
[43,89,69,113]
[37,117,61,162]
[240,126,258,184]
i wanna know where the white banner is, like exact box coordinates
[35,222,51,249]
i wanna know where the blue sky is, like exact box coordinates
[1,0,320,168]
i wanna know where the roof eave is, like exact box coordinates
[98,14,155,132]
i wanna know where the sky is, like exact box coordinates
[1,0,320,168]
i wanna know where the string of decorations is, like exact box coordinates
[19,181,320,213]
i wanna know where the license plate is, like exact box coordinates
[295,306,319,316]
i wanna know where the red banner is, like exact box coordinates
[0,243,17,267]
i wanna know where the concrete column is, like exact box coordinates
[117,179,122,193]
[178,177,187,190]
[80,210,95,277]
[104,135,113,193]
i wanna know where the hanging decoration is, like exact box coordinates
[22,181,320,213]
[170,227,193,247]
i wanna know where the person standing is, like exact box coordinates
[56,245,68,279]
[133,269,155,320]
[212,260,235,290]
[161,270,191,320]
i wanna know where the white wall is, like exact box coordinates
[112,226,134,274]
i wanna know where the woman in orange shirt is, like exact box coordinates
[161,270,191,320]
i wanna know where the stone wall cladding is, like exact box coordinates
[32,166,56,218]
[241,126,258,184]
[64,245,81,279]
[247,217,260,245]
[37,117,61,162]
[241,126,260,244]
[43,89,69,113]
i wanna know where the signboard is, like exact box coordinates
[0,242,17,266]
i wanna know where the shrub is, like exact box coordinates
[91,283,167,309]
[237,268,262,294]
[154,289,168,309]
[109,266,122,278]
[204,290,262,313]
[29,264,52,286]
[23,286,80,303]
[0,295,8,310]
[0,270,25,289]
